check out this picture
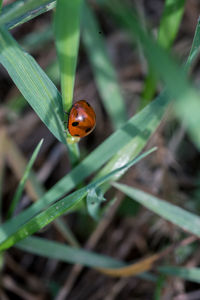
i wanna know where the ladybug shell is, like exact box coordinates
[67,100,96,138]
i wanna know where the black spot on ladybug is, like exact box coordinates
[86,102,91,107]
[74,134,80,137]
[85,127,92,133]
[72,121,79,127]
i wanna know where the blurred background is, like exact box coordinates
[0,0,200,299]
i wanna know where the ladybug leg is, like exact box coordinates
[63,121,67,124]
[64,111,69,115]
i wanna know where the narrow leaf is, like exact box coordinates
[16,236,123,268]
[7,139,43,219]
[113,183,200,237]
[0,26,66,144]
[142,0,186,105]
[158,266,200,284]
[0,0,56,29]
[83,2,127,129]
[55,0,83,112]
[158,0,186,49]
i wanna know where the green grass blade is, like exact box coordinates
[142,0,186,105]
[158,266,200,284]
[82,3,127,129]
[7,139,43,219]
[158,0,185,49]
[0,26,66,144]
[0,1,3,13]
[0,148,155,250]
[17,236,124,268]
[0,0,56,29]
[113,183,200,237]
[106,1,200,148]
[185,17,200,70]
[17,236,156,282]
[55,0,83,113]
[0,91,170,245]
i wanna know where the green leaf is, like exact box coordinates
[0,0,3,13]
[0,0,56,29]
[0,148,156,250]
[17,236,124,268]
[141,0,186,105]
[7,139,43,219]
[185,17,200,70]
[158,0,186,49]
[82,2,127,129]
[158,266,200,284]
[54,0,83,112]
[113,183,200,237]
[0,26,66,144]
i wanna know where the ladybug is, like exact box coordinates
[67,100,96,138]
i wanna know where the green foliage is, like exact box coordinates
[17,236,124,268]
[7,140,43,219]
[142,0,186,105]
[113,183,200,237]
[55,0,83,113]
[0,27,65,144]
[158,266,200,284]
[83,2,127,129]
[0,0,56,29]
[0,0,200,290]
[0,148,155,251]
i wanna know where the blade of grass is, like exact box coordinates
[55,0,83,113]
[0,0,56,29]
[17,237,195,280]
[0,148,156,250]
[5,135,44,200]
[17,238,157,282]
[17,236,157,277]
[184,17,200,71]
[158,0,186,49]
[0,129,6,224]
[113,182,200,237]
[17,236,124,268]
[141,0,186,106]
[158,266,200,284]
[0,26,66,144]
[105,0,200,149]
[7,139,43,219]
[0,1,3,13]
[82,2,127,129]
